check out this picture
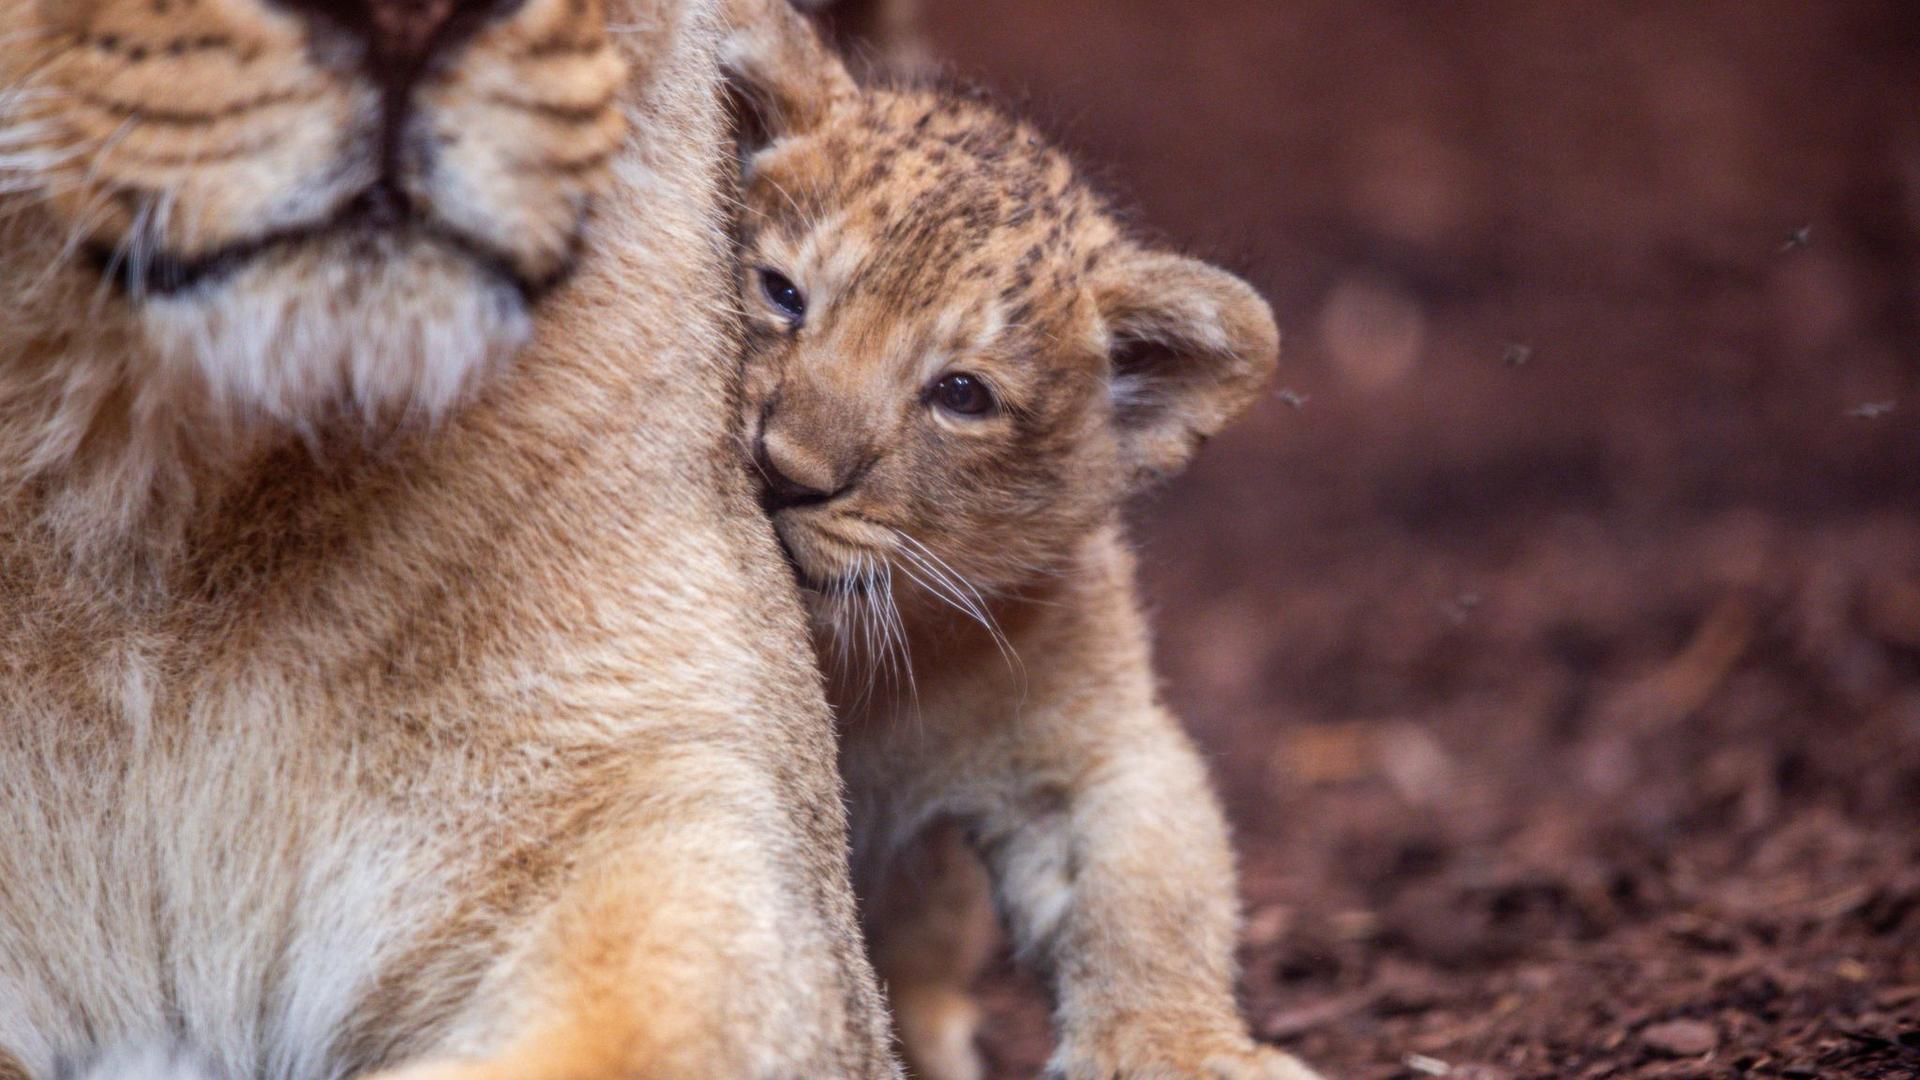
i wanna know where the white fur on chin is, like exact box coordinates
[0,229,535,567]
[62,1041,221,1080]
[142,236,532,439]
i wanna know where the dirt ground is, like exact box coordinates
[867,2,1920,1077]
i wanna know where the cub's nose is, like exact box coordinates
[277,0,525,66]
[755,429,853,513]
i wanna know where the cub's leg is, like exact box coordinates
[956,712,1321,1080]
[363,746,900,1080]
[866,822,997,1080]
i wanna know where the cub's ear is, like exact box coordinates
[1093,246,1280,483]
[719,0,858,145]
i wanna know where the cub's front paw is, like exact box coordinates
[1195,1044,1326,1080]
[1049,1032,1326,1080]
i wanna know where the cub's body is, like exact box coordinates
[836,527,1258,1080]
[722,2,1322,1077]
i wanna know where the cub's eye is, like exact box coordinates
[759,269,806,322]
[930,372,997,417]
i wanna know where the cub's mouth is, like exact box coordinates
[771,527,813,586]
[766,512,884,596]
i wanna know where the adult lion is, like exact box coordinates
[0,1,895,1077]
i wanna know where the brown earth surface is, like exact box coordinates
[864,1,1920,1077]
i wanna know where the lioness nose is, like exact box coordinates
[276,0,525,67]
[366,0,458,60]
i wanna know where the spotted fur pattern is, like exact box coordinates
[720,1,1320,1078]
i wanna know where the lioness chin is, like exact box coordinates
[0,1,894,1077]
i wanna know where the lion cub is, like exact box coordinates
[720,3,1322,1078]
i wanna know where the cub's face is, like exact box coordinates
[737,93,1125,602]
[733,90,1280,610]
[0,0,633,425]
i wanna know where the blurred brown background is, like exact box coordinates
[849,1,1920,1077]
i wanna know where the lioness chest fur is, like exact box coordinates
[717,3,1325,1079]
[0,1,894,1077]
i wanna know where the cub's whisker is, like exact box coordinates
[892,531,1024,689]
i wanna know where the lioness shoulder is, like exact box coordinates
[0,2,893,1077]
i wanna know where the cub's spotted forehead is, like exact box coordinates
[744,88,1120,332]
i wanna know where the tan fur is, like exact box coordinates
[0,1,896,1077]
[720,2,1323,1077]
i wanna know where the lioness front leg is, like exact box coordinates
[365,746,901,1080]
[963,714,1321,1080]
